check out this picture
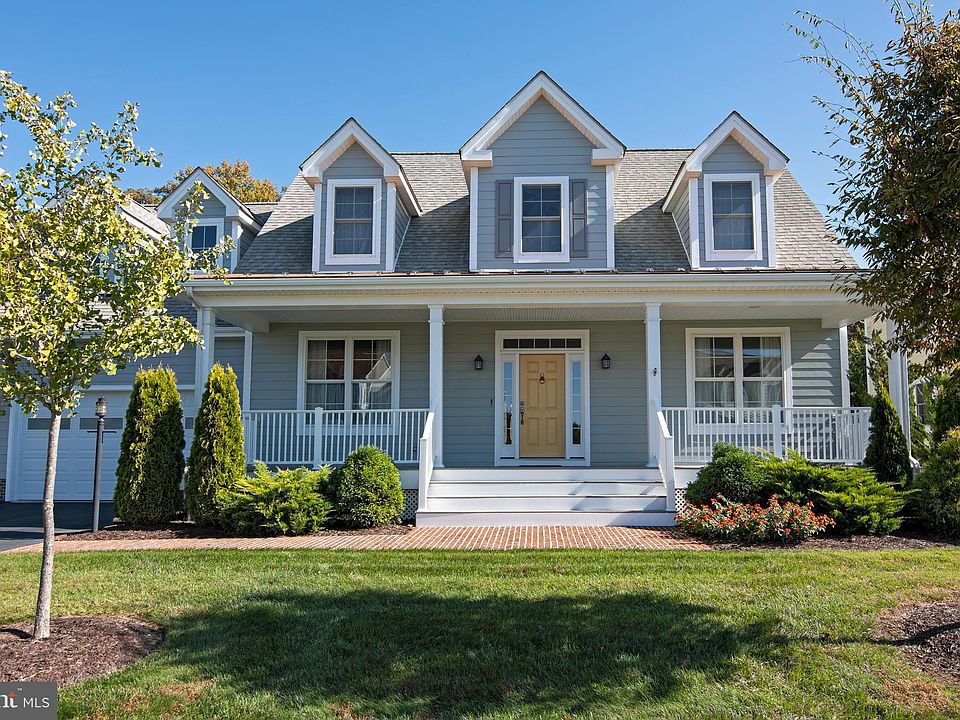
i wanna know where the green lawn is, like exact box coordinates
[2,549,959,719]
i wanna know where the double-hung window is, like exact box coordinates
[703,174,762,262]
[187,219,225,269]
[688,329,790,410]
[300,332,398,419]
[514,176,569,262]
[324,179,381,264]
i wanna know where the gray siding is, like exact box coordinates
[476,99,608,270]
[92,348,197,388]
[317,143,390,273]
[394,198,411,266]
[661,319,842,407]
[214,337,246,405]
[697,138,770,268]
[443,321,647,468]
[673,187,691,262]
[249,323,428,411]
[195,185,227,218]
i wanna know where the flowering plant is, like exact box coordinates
[676,495,835,544]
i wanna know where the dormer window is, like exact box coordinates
[187,218,225,270]
[324,178,382,265]
[514,176,569,263]
[703,173,762,262]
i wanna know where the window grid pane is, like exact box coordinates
[333,186,374,255]
[521,184,562,254]
[711,181,754,251]
[190,225,218,253]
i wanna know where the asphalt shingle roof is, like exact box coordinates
[225,149,857,276]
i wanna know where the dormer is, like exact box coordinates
[300,119,421,273]
[155,168,263,271]
[663,112,788,270]
[460,72,625,272]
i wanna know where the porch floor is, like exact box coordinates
[5,526,707,552]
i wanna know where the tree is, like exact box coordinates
[933,370,960,442]
[114,367,185,524]
[0,71,224,638]
[864,385,913,487]
[185,364,245,526]
[128,160,280,205]
[794,3,960,371]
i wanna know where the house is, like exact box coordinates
[2,72,904,526]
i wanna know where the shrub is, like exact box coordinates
[910,429,960,537]
[218,462,332,535]
[933,371,960,443]
[114,367,185,523]
[185,364,246,526]
[684,443,774,506]
[676,495,834,544]
[332,446,403,527]
[864,385,912,487]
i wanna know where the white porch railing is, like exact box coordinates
[418,409,436,512]
[660,406,871,465]
[655,410,677,511]
[242,408,431,467]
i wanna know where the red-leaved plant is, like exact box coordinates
[676,495,835,544]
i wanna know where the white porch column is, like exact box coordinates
[428,304,444,467]
[196,308,216,407]
[885,319,912,447]
[645,303,662,467]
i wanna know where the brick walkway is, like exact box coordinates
[4,526,706,553]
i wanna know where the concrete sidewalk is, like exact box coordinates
[3,525,706,553]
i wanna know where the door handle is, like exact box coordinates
[519,401,525,425]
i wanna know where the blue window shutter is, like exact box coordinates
[570,179,587,258]
[496,180,513,258]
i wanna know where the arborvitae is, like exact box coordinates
[864,385,912,487]
[114,367,185,523]
[933,370,960,443]
[185,364,246,526]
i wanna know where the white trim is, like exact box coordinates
[428,305,444,467]
[688,177,701,269]
[764,175,778,268]
[605,165,615,269]
[229,220,241,272]
[323,178,383,266]
[385,183,397,273]
[702,173,763,263]
[311,182,323,272]
[645,304,662,466]
[295,330,401,414]
[839,325,851,408]
[242,330,253,412]
[460,71,624,169]
[684,327,794,409]
[494,329,591,467]
[468,166,479,272]
[513,176,570,264]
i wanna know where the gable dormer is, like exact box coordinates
[663,112,788,270]
[155,168,263,271]
[300,119,421,274]
[461,72,625,272]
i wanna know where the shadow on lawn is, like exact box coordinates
[168,589,787,717]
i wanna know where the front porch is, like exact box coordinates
[188,275,885,526]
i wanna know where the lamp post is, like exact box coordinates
[91,396,107,532]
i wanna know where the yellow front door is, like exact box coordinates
[520,354,565,458]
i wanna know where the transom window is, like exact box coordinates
[689,330,789,408]
[703,174,762,262]
[300,333,398,414]
[333,186,374,256]
[521,184,562,254]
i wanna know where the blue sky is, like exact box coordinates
[1,1,910,264]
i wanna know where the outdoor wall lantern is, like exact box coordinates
[474,355,484,371]
[600,353,612,370]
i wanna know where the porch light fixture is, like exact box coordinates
[474,355,484,371]
[600,353,612,370]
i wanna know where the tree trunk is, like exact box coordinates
[33,410,61,640]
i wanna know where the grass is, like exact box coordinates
[1,549,960,719]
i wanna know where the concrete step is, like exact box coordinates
[415,510,678,527]
[431,467,663,483]
[428,481,666,498]
[425,494,667,514]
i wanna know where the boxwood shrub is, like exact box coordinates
[684,443,775,506]
[332,446,404,527]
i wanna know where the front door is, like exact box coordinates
[520,354,565,458]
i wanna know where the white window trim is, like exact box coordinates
[703,173,763,262]
[185,218,225,273]
[513,176,570,264]
[296,330,400,415]
[684,327,793,409]
[324,178,382,266]
[494,329,590,467]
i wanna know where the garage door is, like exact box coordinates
[16,391,195,501]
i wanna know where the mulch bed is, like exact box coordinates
[876,602,960,684]
[708,531,959,551]
[61,520,414,541]
[0,616,163,687]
